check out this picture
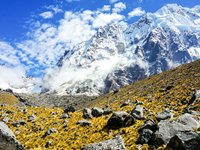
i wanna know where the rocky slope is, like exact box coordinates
[44,4,200,95]
[0,59,200,149]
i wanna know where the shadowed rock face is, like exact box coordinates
[82,135,125,150]
[0,122,24,150]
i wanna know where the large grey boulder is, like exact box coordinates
[82,135,125,150]
[106,111,135,129]
[0,121,24,150]
[82,108,93,119]
[154,113,200,146]
[166,131,200,150]
[131,105,144,120]
[156,109,172,121]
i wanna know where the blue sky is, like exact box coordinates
[0,0,199,79]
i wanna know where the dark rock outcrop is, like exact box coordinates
[106,111,135,129]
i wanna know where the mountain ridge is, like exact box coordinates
[42,4,200,96]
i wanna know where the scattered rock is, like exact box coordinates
[136,129,153,144]
[60,114,70,119]
[82,135,125,150]
[82,108,93,119]
[154,113,200,147]
[103,107,113,115]
[18,120,26,126]
[156,109,172,121]
[76,120,92,127]
[91,107,104,117]
[43,128,58,137]
[131,105,144,120]
[28,115,36,122]
[0,121,24,150]
[64,106,76,113]
[106,111,135,129]
[45,141,53,148]
[166,131,200,150]
[138,119,158,133]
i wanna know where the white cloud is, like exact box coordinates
[128,7,145,18]
[102,5,111,12]
[112,2,126,13]
[40,11,54,19]
[93,13,124,28]
[0,41,21,66]
[109,0,119,4]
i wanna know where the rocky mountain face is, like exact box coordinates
[45,4,200,95]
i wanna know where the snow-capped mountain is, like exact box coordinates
[43,4,200,96]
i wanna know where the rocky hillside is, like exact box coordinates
[43,4,200,96]
[0,59,200,149]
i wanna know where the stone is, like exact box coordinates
[156,109,172,121]
[64,106,76,113]
[60,114,70,119]
[136,129,153,144]
[106,111,135,129]
[76,120,92,127]
[91,107,104,117]
[131,105,144,120]
[166,131,200,150]
[82,135,125,150]
[28,115,36,122]
[138,119,158,133]
[196,90,200,99]
[43,128,58,137]
[103,107,113,115]
[82,108,93,119]
[45,141,53,148]
[0,121,24,150]
[154,113,200,147]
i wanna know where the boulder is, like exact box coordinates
[60,114,70,119]
[64,106,76,113]
[28,115,36,122]
[154,113,200,146]
[138,119,158,133]
[91,107,104,117]
[43,128,58,137]
[131,105,144,120]
[156,109,172,121]
[82,135,125,150]
[103,107,113,115]
[0,121,24,150]
[166,131,200,150]
[136,129,153,144]
[82,108,93,119]
[106,111,135,129]
[196,90,200,99]
[76,120,92,127]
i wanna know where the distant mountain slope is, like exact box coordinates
[44,4,200,95]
